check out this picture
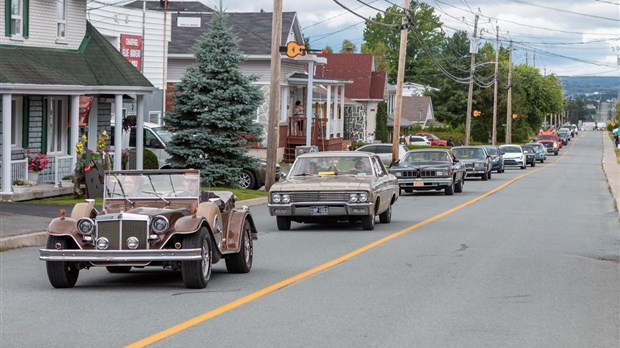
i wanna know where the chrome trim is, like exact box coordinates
[39,248,203,261]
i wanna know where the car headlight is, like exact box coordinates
[96,237,109,250]
[281,194,290,204]
[151,216,169,234]
[358,193,368,202]
[76,218,95,236]
[474,162,485,168]
[126,237,140,250]
[272,193,281,203]
[436,170,445,176]
[349,193,358,203]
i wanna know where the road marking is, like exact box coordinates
[126,139,576,348]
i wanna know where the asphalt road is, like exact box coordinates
[0,131,618,347]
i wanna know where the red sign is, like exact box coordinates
[120,34,142,71]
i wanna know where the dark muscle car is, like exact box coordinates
[389,149,465,195]
[39,169,257,289]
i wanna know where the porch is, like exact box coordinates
[283,116,344,162]
[0,155,76,201]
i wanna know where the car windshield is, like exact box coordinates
[538,135,557,141]
[289,156,374,176]
[451,147,485,159]
[500,146,521,153]
[403,151,450,163]
[484,147,498,155]
[152,127,174,144]
[104,171,201,199]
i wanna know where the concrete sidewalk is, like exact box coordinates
[601,131,620,212]
[0,196,268,249]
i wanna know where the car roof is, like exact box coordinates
[407,148,449,153]
[298,151,375,158]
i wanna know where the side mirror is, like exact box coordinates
[453,158,459,163]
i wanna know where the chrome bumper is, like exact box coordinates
[39,248,203,262]
[397,177,451,188]
[268,202,374,217]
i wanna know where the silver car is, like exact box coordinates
[356,143,408,167]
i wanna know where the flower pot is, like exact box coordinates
[28,171,40,184]
[13,185,31,194]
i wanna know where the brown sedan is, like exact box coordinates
[268,151,399,230]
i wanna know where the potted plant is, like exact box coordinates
[26,150,49,184]
[61,175,74,188]
[12,179,32,193]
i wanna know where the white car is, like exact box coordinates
[356,143,408,167]
[499,144,526,169]
[408,135,431,146]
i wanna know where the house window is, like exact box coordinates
[11,98,23,147]
[6,0,28,38]
[56,0,66,40]
[47,97,68,155]
[148,111,161,124]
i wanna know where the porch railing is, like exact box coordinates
[0,159,28,191]
[288,116,328,144]
[39,155,75,187]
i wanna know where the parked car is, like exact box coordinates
[389,149,465,195]
[521,144,537,167]
[482,145,505,173]
[268,151,399,231]
[239,158,282,190]
[416,132,448,146]
[527,142,546,163]
[499,144,526,169]
[450,146,493,180]
[408,135,431,146]
[356,143,408,167]
[39,169,257,289]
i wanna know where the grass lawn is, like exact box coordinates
[23,187,267,206]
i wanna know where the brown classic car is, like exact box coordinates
[268,151,399,231]
[39,169,257,289]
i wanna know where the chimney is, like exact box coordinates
[346,47,354,53]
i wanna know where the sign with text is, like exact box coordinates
[120,34,143,71]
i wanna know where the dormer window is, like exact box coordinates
[5,0,29,39]
[57,0,66,40]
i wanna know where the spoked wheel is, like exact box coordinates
[225,219,253,273]
[46,236,79,288]
[182,227,212,289]
[238,169,256,190]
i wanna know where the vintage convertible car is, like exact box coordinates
[451,146,493,181]
[268,151,399,231]
[390,149,465,195]
[39,169,256,289]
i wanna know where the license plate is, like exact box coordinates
[413,180,424,187]
[310,206,328,215]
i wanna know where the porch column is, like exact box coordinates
[1,94,12,194]
[136,95,144,170]
[342,86,346,136]
[114,94,123,170]
[70,96,79,158]
[305,60,315,147]
[326,85,331,140]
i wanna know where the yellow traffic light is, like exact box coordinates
[473,110,481,117]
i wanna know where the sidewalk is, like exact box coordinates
[601,131,620,212]
[0,196,268,249]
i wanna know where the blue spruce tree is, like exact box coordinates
[164,9,263,186]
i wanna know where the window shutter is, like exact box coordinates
[4,0,11,36]
[22,0,28,38]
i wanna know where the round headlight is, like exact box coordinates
[282,194,290,203]
[349,193,358,203]
[77,218,95,236]
[272,194,281,203]
[126,237,140,250]
[358,193,368,203]
[96,237,109,250]
[151,216,169,234]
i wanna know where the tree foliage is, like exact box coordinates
[340,39,357,53]
[375,101,389,142]
[164,10,263,186]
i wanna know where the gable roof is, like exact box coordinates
[402,96,432,122]
[123,1,213,12]
[169,12,300,56]
[316,53,386,101]
[0,22,154,92]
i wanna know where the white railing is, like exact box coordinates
[0,159,28,191]
[39,155,75,187]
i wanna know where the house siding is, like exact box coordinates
[26,96,43,152]
[0,0,86,49]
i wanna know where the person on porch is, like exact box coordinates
[294,100,304,116]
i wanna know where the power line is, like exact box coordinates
[332,0,408,29]
[508,0,620,22]
[594,0,620,5]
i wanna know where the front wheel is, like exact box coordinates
[379,203,392,223]
[182,227,212,289]
[531,161,536,167]
[361,213,375,230]
[225,219,253,273]
[455,177,463,193]
[445,179,455,195]
[238,169,257,190]
[46,236,79,288]
[276,216,291,230]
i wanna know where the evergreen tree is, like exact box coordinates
[375,101,389,143]
[164,10,263,186]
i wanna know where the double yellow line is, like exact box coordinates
[126,140,575,347]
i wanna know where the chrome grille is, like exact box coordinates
[398,170,436,178]
[97,220,148,250]
[289,192,351,203]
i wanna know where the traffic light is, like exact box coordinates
[473,110,481,117]
[512,113,518,119]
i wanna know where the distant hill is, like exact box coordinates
[559,76,620,99]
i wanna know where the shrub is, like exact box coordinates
[127,148,159,169]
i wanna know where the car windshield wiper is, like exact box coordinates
[145,175,170,205]
[113,173,133,206]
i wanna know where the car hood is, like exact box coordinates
[98,206,190,221]
[453,158,485,164]
[502,153,523,159]
[391,162,451,171]
[271,176,372,191]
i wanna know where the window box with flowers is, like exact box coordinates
[12,179,33,193]
[27,151,50,184]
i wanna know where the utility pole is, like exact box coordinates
[464,14,479,146]
[491,24,499,145]
[391,0,410,163]
[505,40,513,144]
[162,0,168,122]
[265,0,282,191]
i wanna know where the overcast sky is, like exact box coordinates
[212,0,620,78]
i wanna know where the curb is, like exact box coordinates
[0,197,268,250]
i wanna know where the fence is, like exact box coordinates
[0,159,28,191]
[38,155,75,187]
